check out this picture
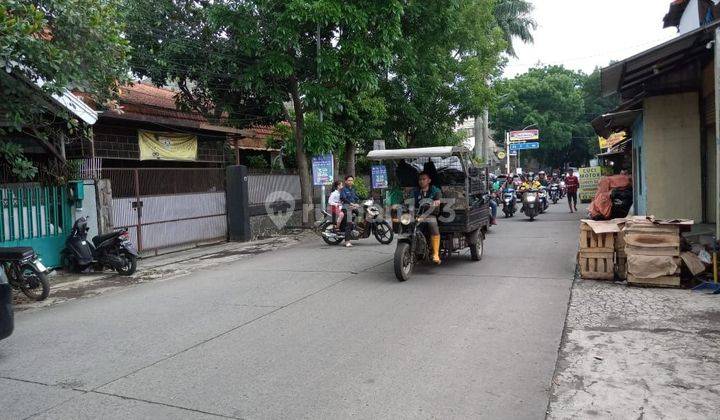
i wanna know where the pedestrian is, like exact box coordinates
[340,175,360,247]
[564,169,579,213]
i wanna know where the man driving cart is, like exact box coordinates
[413,172,442,264]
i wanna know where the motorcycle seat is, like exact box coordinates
[92,231,122,247]
[0,247,35,261]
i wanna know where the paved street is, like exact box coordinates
[0,203,583,419]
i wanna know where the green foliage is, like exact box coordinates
[0,142,38,180]
[0,0,130,132]
[493,0,537,57]
[380,0,506,148]
[246,155,269,170]
[491,65,611,168]
[353,176,369,200]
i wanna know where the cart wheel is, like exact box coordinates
[394,242,414,282]
[470,234,484,261]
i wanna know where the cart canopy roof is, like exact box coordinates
[367,146,470,161]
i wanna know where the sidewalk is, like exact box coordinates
[13,231,312,311]
[548,278,720,419]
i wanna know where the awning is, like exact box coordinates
[591,109,642,138]
[601,21,719,97]
[3,61,98,125]
[367,146,469,161]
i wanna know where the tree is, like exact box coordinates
[493,0,536,57]
[0,0,130,132]
[379,0,506,149]
[125,0,403,226]
[491,65,588,169]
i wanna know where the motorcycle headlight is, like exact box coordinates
[400,213,412,226]
[526,196,536,202]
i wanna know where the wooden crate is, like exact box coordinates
[579,251,615,280]
[627,273,681,288]
[579,223,615,253]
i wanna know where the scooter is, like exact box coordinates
[538,187,549,213]
[522,190,540,221]
[317,200,394,245]
[549,183,561,204]
[0,247,50,301]
[62,216,139,275]
[502,188,517,218]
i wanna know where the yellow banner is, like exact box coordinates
[598,131,627,150]
[139,130,198,161]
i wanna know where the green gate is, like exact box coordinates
[0,184,72,268]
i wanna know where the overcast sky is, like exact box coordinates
[503,0,680,78]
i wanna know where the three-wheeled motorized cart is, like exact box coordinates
[367,146,491,281]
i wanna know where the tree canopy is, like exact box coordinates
[380,0,506,149]
[0,0,129,131]
[490,65,616,170]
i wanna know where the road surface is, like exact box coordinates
[0,203,583,419]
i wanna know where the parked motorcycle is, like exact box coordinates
[62,216,138,275]
[549,183,561,204]
[317,200,394,245]
[502,188,517,218]
[0,247,50,301]
[522,190,540,221]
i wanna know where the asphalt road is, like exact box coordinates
[0,201,584,419]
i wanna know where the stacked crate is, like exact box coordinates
[578,222,615,280]
[623,221,681,287]
[615,228,627,280]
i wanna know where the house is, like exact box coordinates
[0,66,98,267]
[594,5,720,222]
[75,82,283,255]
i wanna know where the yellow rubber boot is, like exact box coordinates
[431,235,441,264]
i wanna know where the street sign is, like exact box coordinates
[497,151,507,160]
[312,154,334,186]
[509,150,517,156]
[509,142,540,151]
[509,129,539,143]
[371,165,389,189]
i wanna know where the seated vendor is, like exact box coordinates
[413,172,442,264]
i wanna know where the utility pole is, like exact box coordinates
[505,131,511,175]
[317,24,326,213]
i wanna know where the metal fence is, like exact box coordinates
[101,168,227,253]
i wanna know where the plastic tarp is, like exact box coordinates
[589,175,632,220]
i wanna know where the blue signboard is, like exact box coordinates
[371,165,389,189]
[312,154,334,186]
[509,142,540,151]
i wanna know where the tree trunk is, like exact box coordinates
[343,139,356,177]
[289,77,314,227]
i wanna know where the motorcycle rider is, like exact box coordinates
[520,177,541,192]
[413,172,442,264]
[340,175,360,247]
[538,171,550,187]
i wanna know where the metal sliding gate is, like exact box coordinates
[102,168,227,253]
[0,184,72,267]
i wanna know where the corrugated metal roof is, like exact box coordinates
[601,21,719,98]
